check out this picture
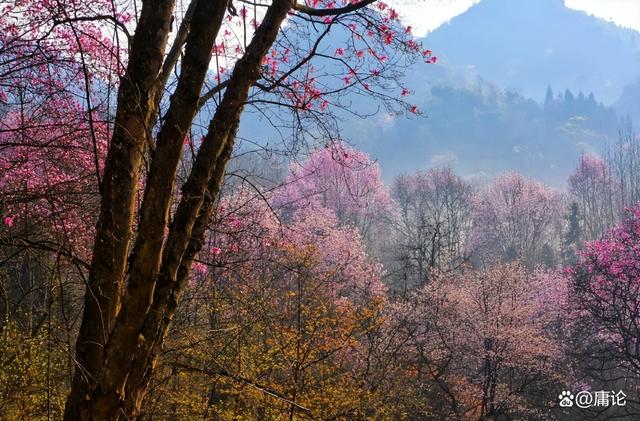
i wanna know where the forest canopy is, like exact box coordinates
[1,0,639,420]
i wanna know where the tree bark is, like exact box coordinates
[64,1,175,419]
[124,137,235,419]
[122,0,295,412]
[64,0,295,418]
[95,1,230,414]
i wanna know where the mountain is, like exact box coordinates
[423,0,640,104]
[345,80,620,187]
[615,78,640,127]
[234,0,639,188]
[342,0,639,185]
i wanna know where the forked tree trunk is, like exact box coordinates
[63,0,293,419]
[64,1,175,419]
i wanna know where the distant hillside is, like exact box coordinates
[342,0,638,185]
[347,80,620,187]
[615,78,640,127]
[234,0,638,187]
[423,0,640,104]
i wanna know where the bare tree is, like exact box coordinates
[388,167,474,293]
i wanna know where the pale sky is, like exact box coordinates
[391,0,640,37]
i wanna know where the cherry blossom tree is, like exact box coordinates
[568,153,620,241]
[568,205,640,416]
[0,98,109,259]
[472,172,563,267]
[0,5,116,384]
[274,142,393,240]
[395,263,569,420]
[0,95,109,361]
[0,0,123,265]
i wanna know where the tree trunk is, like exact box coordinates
[64,1,175,419]
[64,0,293,418]
[123,0,294,412]
[124,138,235,419]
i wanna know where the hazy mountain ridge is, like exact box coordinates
[345,0,638,185]
[233,0,639,187]
[423,0,640,104]
[347,79,620,187]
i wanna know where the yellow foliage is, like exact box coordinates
[0,321,68,420]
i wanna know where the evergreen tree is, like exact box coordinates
[544,85,554,109]
[563,202,581,264]
[561,89,576,121]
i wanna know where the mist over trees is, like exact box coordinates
[1,0,640,420]
[4,130,640,418]
[349,79,625,189]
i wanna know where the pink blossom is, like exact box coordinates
[3,216,14,227]
[273,142,392,237]
[471,172,562,266]
[192,262,207,274]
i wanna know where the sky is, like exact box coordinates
[392,0,640,37]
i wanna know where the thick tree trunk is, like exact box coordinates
[92,2,229,415]
[124,138,235,419]
[123,0,294,413]
[64,1,175,419]
[64,0,293,418]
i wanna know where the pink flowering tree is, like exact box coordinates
[0,101,109,362]
[568,205,640,415]
[1,0,124,255]
[0,0,124,372]
[161,185,389,418]
[472,172,563,267]
[202,184,386,300]
[0,99,109,259]
[389,167,475,291]
[568,153,620,241]
[0,0,435,417]
[0,0,127,95]
[274,142,393,240]
[394,263,570,419]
